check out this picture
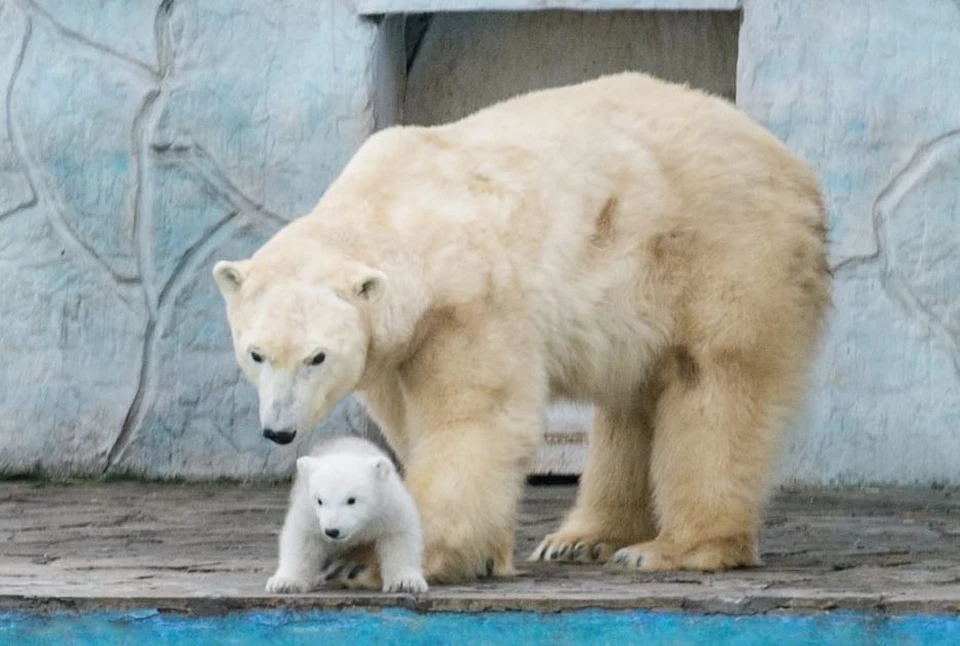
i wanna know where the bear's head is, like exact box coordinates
[212,255,386,446]
[296,452,396,542]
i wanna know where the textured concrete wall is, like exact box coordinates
[0,0,395,479]
[739,0,960,485]
[1,0,958,484]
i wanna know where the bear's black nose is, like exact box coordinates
[324,528,340,539]
[263,428,297,445]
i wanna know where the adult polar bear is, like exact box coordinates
[214,72,830,585]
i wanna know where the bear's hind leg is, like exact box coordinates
[531,405,657,564]
[606,355,782,572]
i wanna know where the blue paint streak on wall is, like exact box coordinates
[1,609,958,645]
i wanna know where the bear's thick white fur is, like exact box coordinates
[216,72,831,585]
[265,437,427,594]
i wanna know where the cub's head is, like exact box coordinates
[212,256,386,445]
[296,453,396,542]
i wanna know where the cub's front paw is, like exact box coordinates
[265,573,313,594]
[383,570,428,594]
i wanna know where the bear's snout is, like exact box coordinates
[263,428,297,445]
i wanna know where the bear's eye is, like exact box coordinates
[346,497,356,505]
[316,498,323,506]
[309,352,326,366]
[250,350,263,364]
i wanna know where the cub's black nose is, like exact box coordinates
[263,428,296,445]
[324,528,340,539]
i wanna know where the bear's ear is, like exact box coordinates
[296,456,318,480]
[350,266,387,303]
[370,456,393,481]
[213,260,246,297]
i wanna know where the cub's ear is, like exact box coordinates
[348,265,387,303]
[370,456,394,481]
[213,260,247,297]
[296,456,319,480]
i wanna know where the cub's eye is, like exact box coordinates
[309,352,326,366]
[316,498,323,506]
[250,350,263,364]
[346,497,356,505]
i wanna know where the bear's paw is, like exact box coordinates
[529,531,620,564]
[322,558,382,590]
[265,573,314,594]
[383,570,428,594]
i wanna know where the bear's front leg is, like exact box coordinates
[265,501,329,594]
[405,426,536,584]
[378,529,428,594]
[400,317,544,584]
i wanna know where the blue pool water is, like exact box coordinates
[1,608,958,645]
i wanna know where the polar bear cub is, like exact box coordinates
[265,437,427,594]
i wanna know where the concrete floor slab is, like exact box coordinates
[1,483,958,614]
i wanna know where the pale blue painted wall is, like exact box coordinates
[0,0,957,483]
[738,0,960,484]
[0,0,397,479]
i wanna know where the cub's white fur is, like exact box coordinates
[265,437,427,594]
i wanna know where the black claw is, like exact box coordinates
[612,552,627,565]
[325,564,345,581]
[571,543,586,557]
[485,558,495,577]
[591,545,603,560]
[557,546,569,558]
[636,555,644,568]
[347,565,366,580]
